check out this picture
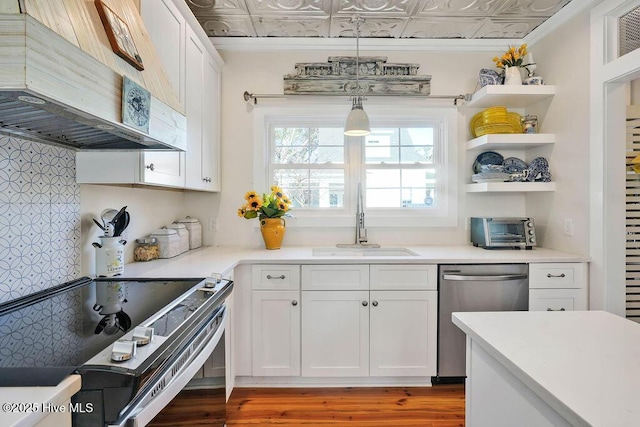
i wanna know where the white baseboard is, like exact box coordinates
[234,376,433,388]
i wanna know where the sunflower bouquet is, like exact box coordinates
[238,185,292,220]
[493,44,528,69]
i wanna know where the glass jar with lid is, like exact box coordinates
[134,237,159,262]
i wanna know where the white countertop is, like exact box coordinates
[0,375,81,427]
[122,245,589,279]
[452,311,640,427]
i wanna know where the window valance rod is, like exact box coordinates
[243,91,472,106]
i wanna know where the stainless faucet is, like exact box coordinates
[337,183,380,248]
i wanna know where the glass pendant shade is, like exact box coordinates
[344,96,370,136]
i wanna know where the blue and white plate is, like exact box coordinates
[473,151,504,173]
[503,157,528,173]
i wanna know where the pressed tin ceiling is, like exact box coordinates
[185,0,573,39]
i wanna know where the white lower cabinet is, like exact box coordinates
[300,264,437,378]
[528,263,588,311]
[301,290,370,377]
[369,290,437,377]
[252,290,300,376]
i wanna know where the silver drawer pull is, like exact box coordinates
[266,274,285,280]
[547,273,566,278]
[291,300,298,306]
[362,301,368,307]
[546,307,566,311]
[145,163,155,171]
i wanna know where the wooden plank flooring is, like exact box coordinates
[149,385,465,426]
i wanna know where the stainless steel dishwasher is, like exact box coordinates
[436,264,529,379]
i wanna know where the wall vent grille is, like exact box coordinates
[619,6,640,57]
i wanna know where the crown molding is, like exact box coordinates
[210,36,524,52]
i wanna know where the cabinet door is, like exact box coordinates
[370,291,437,377]
[138,0,186,188]
[301,290,369,377]
[140,151,185,187]
[199,54,220,191]
[252,290,300,376]
[529,288,586,311]
[184,25,205,190]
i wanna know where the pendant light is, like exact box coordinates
[344,16,371,136]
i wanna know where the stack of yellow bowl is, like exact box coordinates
[470,107,522,138]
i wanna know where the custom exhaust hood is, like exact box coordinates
[0,12,186,151]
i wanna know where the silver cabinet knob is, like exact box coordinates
[362,301,368,307]
[291,300,298,306]
[202,177,212,183]
[145,163,155,171]
[372,301,378,307]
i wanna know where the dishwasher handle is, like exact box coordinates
[442,273,528,281]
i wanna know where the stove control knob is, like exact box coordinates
[111,340,136,362]
[528,230,535,235]
[133,326,154,346]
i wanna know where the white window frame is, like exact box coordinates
[253,102,458,228]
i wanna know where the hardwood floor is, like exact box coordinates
[149,385,465,426]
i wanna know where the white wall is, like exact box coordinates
[80,185,189,275]
[78,12,594,254]
[526,10,591,255]
[201,48,533,248]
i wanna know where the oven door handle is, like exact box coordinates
[109,306,228,427]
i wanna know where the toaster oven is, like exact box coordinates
[470,217,537,249]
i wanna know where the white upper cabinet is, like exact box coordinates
[184,27,221,191]
[76,0,222,192]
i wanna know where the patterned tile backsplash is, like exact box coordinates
[0,136,80,304]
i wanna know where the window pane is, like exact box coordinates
[274,146,309,163]
[366,169,400,188]
[273,168,344,208]
[273,127,311,147]
[365,129,399,164]
[400,146,433,163]
[402,169,436,207]
[310,146,344,163]
[367,188,401,208]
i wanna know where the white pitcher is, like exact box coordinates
[504,65,522,85]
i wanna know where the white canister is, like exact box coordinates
[95,236,126,277]
[177,216,202,249]
[149,228,182,259]
[167,223,190,254]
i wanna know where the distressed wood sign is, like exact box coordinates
[283,56,431,96]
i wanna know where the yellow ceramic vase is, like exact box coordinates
[260,218,286,250]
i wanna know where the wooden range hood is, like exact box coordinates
[0,0,186,150]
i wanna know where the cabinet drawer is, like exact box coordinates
[252,264,300,290]
[529,263,586,289]
[529,288,587,311]
[370,264,437,290]
[301,265,369,290]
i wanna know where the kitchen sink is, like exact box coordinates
[312,247,418,257]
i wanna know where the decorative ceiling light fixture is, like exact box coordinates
[344,15,370,136]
